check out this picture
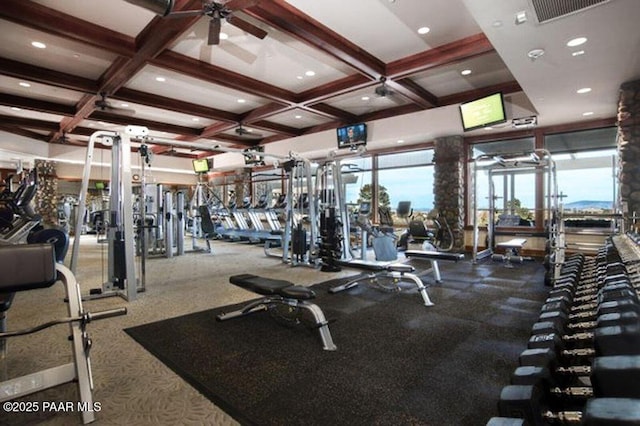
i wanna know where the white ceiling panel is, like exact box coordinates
[324,86,411,116]
[0,19,117,79]
[0,75,84,106]
[267,109,331,128]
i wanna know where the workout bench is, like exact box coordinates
[216,274,337,351]
[0,243,126,424]
[404,250,465,283]
[330,261,435,307]
[493,238,532,267]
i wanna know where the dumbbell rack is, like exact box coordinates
[488,233,640,425]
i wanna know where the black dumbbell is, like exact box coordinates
[528,324,640,358]
[532,310,640,336]
[498,392,640,426]
[511,355,640,399]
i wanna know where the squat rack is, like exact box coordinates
[471,150,564,277]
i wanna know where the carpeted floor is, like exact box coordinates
[125,259,548,426]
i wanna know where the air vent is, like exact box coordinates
[530,0,610,23]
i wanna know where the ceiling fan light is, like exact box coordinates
[123,0,174,17]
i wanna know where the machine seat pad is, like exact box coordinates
[278,285,316,300]
[496,238,527,249]
[386,263,415,273]
[0,292,15,312]
[229,274,315,299]
[0,244,57,293]
[405,250,465,262]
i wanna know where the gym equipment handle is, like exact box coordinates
[87,307,128,322]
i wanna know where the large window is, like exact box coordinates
[470,137,536,226]
[377,149,434,220]
[545,127,617,214]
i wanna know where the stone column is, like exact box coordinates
[34,160,58,226]
[433,136,465,251]
[618,79,640,221]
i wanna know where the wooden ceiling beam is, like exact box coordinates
[386,33,494,79]
[114,88,240,123]
[0,93,76,116]
[387,79,439,109]
[0,57,98,93]
[247,0,385,80]
[438,80,522,105]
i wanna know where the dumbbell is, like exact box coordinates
[532,309,640,337]
[511,355,640,400]
[528,323,640,359]
[498,391,640,425]
[541,281,638,317]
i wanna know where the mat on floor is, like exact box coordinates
[125,263,548,426]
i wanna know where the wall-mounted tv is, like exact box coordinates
[459,92,507,131]
[192,158,211,173]
[243,146,265,166]
[337,123,367,150]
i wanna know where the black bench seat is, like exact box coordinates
[218,274,336,351]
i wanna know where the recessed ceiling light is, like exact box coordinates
[484,127,493,130]
[120,103,129,108]
[155,76,166,82]
[582,111,594,116]
[492,20,503,28]
[19,82,31,88]
[461,69,472,76]
[567,37,587,47]
[417,27,430,35]
[571,50,585,57]
[397,139,404,144]
[577,87,592,94]
[11,107,21,111]
[295,115,302,119]
[192,117,200,122]
[237,99,246,103]
[31,41,46,49]
[305,70,315,77]
[361,96,370,101]
[219,32,229,40]
[296,75,303,80]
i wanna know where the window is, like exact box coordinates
[545,127,617,214]
[470,137,535,226]
[377,149,434,220]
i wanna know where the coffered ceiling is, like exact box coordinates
[0,0,638,168]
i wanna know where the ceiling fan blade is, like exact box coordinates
[165,9,205,18]
[224,0,258,10]
[208,17,222,45]
[227,16,267,39]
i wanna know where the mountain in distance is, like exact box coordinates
[563,200,613,210]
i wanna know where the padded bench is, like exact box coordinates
[493,238,530,267]
[331,260,435,307]
[216,274,337,351]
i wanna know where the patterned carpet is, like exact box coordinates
[0,237,546,425]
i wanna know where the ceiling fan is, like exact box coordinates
[166,0,267,45]
[234,123,263,139]
[94,93,135,115]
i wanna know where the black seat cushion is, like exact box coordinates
[0,244,57,292]
[278,285,315,300]
[230,274,292,296]
[0,292,15,312]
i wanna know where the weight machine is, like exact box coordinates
[70,128,140,301]
[471,150,565,277]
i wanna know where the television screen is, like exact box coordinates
[192,158,210,173]
[459,92,507,131]
[337,123,367,150]
[243,146,265,166]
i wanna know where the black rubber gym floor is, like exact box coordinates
[125,259,548,426]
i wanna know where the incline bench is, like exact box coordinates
[216,274,337,351]
[0,243,126,424]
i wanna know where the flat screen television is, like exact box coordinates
[243,146,265,166]
[192,158,211,173]
[337,123,367,150]
[459,92,507,131]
